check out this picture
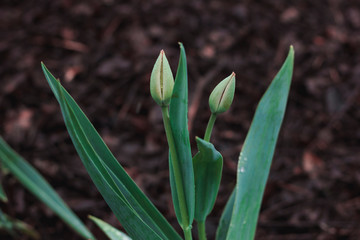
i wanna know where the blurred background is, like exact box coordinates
[1,0,360,239]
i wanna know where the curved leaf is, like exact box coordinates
[0,179,7,202]
[226,47,294,240]
[89,215,132,240]
[193,137,223,222]
[0,209,39,239]
[215,190,235,240]
[42,63,181,240]
[0,137,94,240]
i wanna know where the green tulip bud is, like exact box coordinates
[150,50,174,106]
[209,72,236,114]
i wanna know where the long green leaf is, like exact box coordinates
[226,47,294,240]
[168,43,195,228]
[215,190,235,240]
[193,137,223,222]
[0,137,94,240]
[89,215,132,240]
[0,179,7,202]
[60,96,160,240]
[55,75,161,240]
[42,63,181,240]
[0,209,39,239]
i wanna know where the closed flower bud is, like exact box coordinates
[209,72,236,114]
[150,50,174,106]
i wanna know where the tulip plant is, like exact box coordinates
[37,43,293,240]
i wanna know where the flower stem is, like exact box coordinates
[184,228,193,240]
[197,221,207,240]
[204,113,217,142]
[161,106,192,240]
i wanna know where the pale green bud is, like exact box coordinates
[209,72,236,114]
[150,50,174,106]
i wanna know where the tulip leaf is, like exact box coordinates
[193,137,223,222]
[168,43,195,228]
[42,63,181,240]
[226,47,294,240]
[215,190,235,240]
[0,180,7,202]
[0,209,40,239]
[0,137,94,240]
[89,216,132,240]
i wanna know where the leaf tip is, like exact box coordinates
[41,61,47,71]
[195,136,207,146]
[178,42,185,52]
[288,45,295,58]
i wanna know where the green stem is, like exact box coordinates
[204,113,217,142]
[161,106,192,240]
[197,221,206,240]
[184,228,193,240]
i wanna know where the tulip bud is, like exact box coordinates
[209,72,236,114]
[150,50,174,107]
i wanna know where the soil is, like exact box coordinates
[1,0,360,239]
